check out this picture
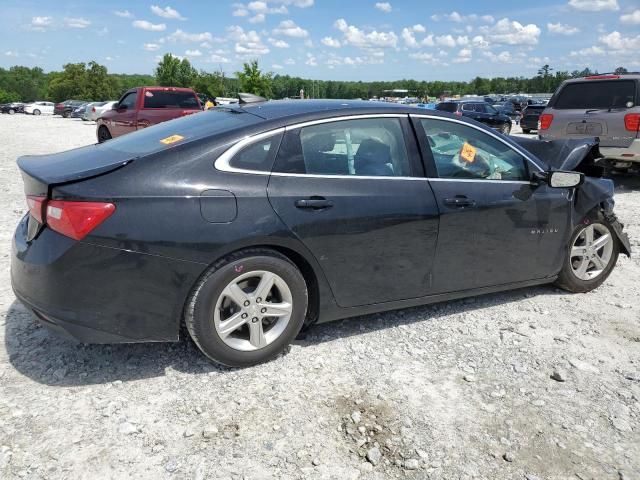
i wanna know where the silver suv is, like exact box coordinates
[539,74,640,172]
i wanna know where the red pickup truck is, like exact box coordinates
[96,86,201,142]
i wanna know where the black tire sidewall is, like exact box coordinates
[557,220,619,292]
[97,126,111,143]
[188,254,308,367]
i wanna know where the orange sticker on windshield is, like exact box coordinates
[160,134,184,145]
[460,142,476,163]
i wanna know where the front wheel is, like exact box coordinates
[555,219,619,293]
[185,249,308,367]
[8,108,15,115]
[97,126,112,143]
[62,110,70,118]
[500,123,511,135]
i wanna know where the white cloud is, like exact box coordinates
[166,29,213,42]
[431,12,495,23]
[114,10,132,18]
[64,17,91,29]
[375,2,392,13]
[233,7,249,16]
[401,28,418,48]
[269,37,290,48]
[452,48,472,63]
[481,18,541,45]
[321,36,341,47]
[210,54,230,63]
[185,49,202,56]
[547,22,580,35]
[411,24,426,33]
[284,57,296,65]
[29,16,53,31]
[482,50,513,63]
[132,20,166,31]
[228,25,270,55]
[471,35,489,48]
[272,19,308,38]
[305,53,318,66]
[570,45,606,56]
[272,0,313,7]
[5,51,19,57]
[620,9,640,24]
[409,52,436,63]
[272,63,284,69]
[249,13,265,23]
[334,18,398,49]
[435,34,457,48]
[143,43,160,51]
[151,5,186,20]
[599,31,640,50]
[568,0,619,11]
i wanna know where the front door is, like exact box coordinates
[110,91,138,137]
[414,116,571,293]
[267,116,440,308]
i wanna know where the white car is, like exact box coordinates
[24,101,55,115]
[87,101,118,121]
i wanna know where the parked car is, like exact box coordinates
[70,103,90,119]
[84,101,117,121]
[1,102,25,114]
[435,100,512,134]
[24,101,55,115]
[520,105,546,134]
[492,102,521,122]
[54,100,87,118]
[416,103,437,110]
[77,102,106,121]
[539,73,640,172]
[12,100,630,366]
[96,86,201,142]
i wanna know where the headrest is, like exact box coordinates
[354,139,391,165]
[304,132,336,153]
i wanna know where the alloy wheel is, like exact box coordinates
[570,223,614,281]
[213,270,293,351]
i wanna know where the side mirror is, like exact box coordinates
[534,170,584,188]
[114,103,124,110]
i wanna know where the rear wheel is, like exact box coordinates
[185,249,308,367]
[555,219,619,293]
[97,126,112,143]
[33,109,41,116]
[62,110,70,118]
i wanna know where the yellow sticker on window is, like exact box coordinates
[160,134,184,145]
[460,142,476,163]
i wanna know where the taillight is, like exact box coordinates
[624,113,640,132]
[92,107,96,112]
[26,195,46,223]
[539,113,553,130]
[46,200,115,240]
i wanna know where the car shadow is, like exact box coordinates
[610,172,640,193]
[4,284,557,387]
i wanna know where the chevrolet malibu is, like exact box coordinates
[11,100,631,367]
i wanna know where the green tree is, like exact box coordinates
[155,54,196,87]
[614,66,628,75]
[236,60,273,98]
[47,63,90,101]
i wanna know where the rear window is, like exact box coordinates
[100,109,261,155]
[553,80,637,109]
[524,106,545,112]
[143,90,200,109]
[435,103,458,113]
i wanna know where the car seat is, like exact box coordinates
[354,139,394,176]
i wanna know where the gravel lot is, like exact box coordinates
[0,114,639,480]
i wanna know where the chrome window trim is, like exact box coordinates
[283,113,407,131]
[214,127,285,175]
[410,113,545,172]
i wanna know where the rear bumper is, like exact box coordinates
[599,139,640,165]
[11,215,206,344]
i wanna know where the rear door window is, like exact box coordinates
[143,90,200,109]
[553,80,636,109]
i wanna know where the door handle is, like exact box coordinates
[443,196,476,208]
[295,197,333,210]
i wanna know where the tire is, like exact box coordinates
[97,126,112,143]
[555,216,619,293]
[522,128,531,134]
[33,109,41,116]
[8,109,15,115]
[62,110,70,118]
[185,249,308,367]
[501,123,511,135]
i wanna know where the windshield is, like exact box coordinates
[100,109,262,155]
[553,80,636,109]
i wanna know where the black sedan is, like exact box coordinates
[11,100,631,367]
[435,100,512,134]
[1,102,25,114]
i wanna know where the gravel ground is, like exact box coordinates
[0,114,639,480]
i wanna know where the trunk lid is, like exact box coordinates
[18,143,134,196]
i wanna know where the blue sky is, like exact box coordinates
[1,0,639,81]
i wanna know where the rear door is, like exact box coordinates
[267,115,440,308]
[542,78,638,148]
[413,115,571,292]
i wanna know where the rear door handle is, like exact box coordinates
[443,196,476,208]
[295,198,333,210]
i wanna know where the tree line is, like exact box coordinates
[0,55,631,104]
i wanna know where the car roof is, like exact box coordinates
[223,99,422,121]
[563,73,640,83]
